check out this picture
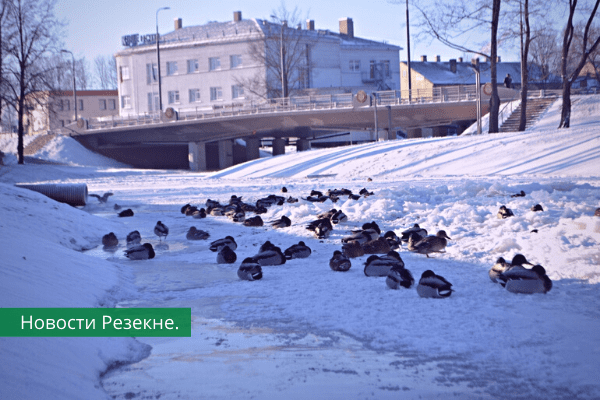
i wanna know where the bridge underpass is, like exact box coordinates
[70,88,506,170]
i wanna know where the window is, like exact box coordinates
[168,90,180,104]
[349,60,360,72]
[187,59,199,73]
[146,63,158,84]
[189,89,201,103]
[402,70,407,78]
[121,95,131,109]
[99,99,107,110]
[210,87,222,101]
[78,99,84,111]
[147,93,158,112]
[209,57,221,71]
[381,60,390,77]
[166,61,178,76]
[231,85,244,99]
[108,99,116,110]
[120,66,130,81]
[57,99,64,111]
[370,60,376,79]
[64,99,70,111]
[230,55,242,68]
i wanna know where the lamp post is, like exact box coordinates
[156,6,170,112]
[406,0,412,103]
[270,15,287,98]
[60,49,77,122]
[470,63,482,135]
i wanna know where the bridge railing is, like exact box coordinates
[85,85,486,131]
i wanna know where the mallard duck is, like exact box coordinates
[102,232,119,247]
[408,230,451,258]
[124,243,155,260]
[237,258,263,281]
[497,205,514,219]
[210,236,237,252]
[383,231,401,250]
[118,208,134,217]
[511,190,526,198]
[90,192,113,203]
[499,264,552,294]
[595,207,600,217]
[531,204,544,212]
[186,227,210,241]
[259,240,276,253]
[386,265,414,289]
[184,205,199,216]
[217,245,237,264]
[331,209,348,224]
[416,270,453,298]
[363,252,404,277]
[251,246,286,266]
[342,240,364,258]
[359,188,374,197]
[306,217,332,232]
[126,230,141,247]
[243,215,264,227]
[362,237,392,254]
[154,221,169,241]
[342,228,379,245]
[284,241,312,260]
[270,215,291,229]
[192,208,207,219]
[329,250,351,272]
[400,224,427,243]
[181,203,192,214]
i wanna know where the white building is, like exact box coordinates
[115,11,401,117]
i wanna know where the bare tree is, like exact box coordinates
[414,0,503,133]
[558,0,600,128]
[529,27,562,88]
[3,0,64,164]
[237,4,311,99]
[570,21,600,85]
[93,55,117,90]
[0,0,15,131]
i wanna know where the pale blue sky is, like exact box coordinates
[55,0,524,65]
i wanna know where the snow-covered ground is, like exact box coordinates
[1,95,600,400]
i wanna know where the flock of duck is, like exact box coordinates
[93,187,578,299]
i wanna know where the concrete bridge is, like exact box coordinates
[70,86,513,170]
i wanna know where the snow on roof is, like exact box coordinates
[405,61,522,85]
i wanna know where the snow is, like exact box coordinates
[1,95,600,400]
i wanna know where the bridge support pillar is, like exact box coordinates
[407,128,422,139]
[272,138,286,156]
[218,140,233,169]
[188,142,207,171]
[378,130,394,141]
[245,138,260,161]
[296,139,311,151]
[432,126,446,137]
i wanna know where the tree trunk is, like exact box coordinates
[559,84,571,128]
[488,0,502,133]
[518,0,531,132]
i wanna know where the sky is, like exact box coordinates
[55,0,532,66]
[1,94,599,399]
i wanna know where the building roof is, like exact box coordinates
[403,61,522,85]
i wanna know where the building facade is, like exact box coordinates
[115,11,401,117]
[27,90,119,135]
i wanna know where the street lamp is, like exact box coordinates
[406,0,412,103]
[470,62,482,135]
[156,6,170,112]
[270,15,287,98]
[60,49,77,122]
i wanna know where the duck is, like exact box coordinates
[329,250,352,272]
[362,237,392,254]
[251,246,286,266]
[118,208,134,217]
[181,203,192,214]
[303,195,329,203]
[259,240,276,253]
[363,252,404,277]
[243,215,264,227]
[192,208,207,219]
[306,217,333,232]
[124,243,155,260]
[231,210,246,223]
[342,240,364,258]
[348,193,361,201]
[286,196,299,203]
[342,228,379,245]
[386,265,415,289]
[408,230,451,258]
[210,236,237,252]
[331,209,348,224]
[229,195,243,205]
[511,190,526,198]
[595,207,600,217]
[383,231,402,250]
[184,205,199,216]
[281,187,288,193]
[206,199,221,209]
[400,224,428,243]
[113,204,122,210]
[489,254,534,283]
[284,241,312,260]
[102,232,119,247]
[359,188,374,197]
[497,205,514,219]
[186,227,210,241]
[316,209,337,220]
[237,258,263,281]
[416,270,453,298]
[354,221,381,235]
[499,264,552,294]
[89,192,113,203]
[327,188,352,197]
[154,221,169,241]
[314,221,332,239]
[126,230,141,247]
[217,245,237,264]
[270,215,291,229]
[310,189,324,197]
[209,206,225,216]
[531,204,544,212]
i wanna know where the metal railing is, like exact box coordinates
[83,85,508,131]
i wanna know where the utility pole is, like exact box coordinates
[156,7,170,112]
